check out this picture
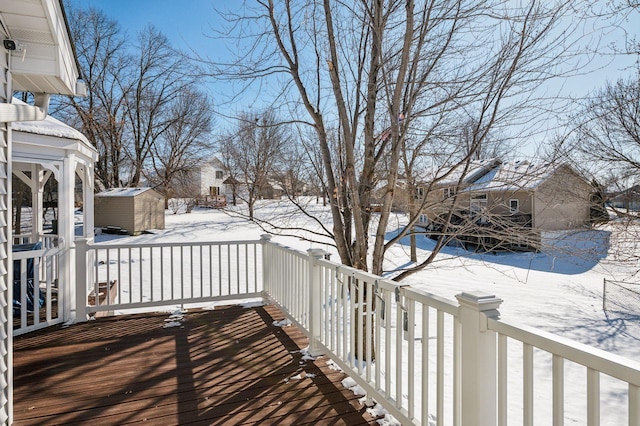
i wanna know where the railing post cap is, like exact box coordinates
[260,234,272,242]
[456,291,503,312]
[307,248,325,258]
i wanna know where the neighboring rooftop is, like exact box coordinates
[420,159,576,192]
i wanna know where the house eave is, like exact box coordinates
[2,0,81,96]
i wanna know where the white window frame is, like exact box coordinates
[471,193,488,223]
[443,187,456,199]
[510,199,519,214]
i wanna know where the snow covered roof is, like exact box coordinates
[97,187,157,198]
[11,98,91,146]
[424,159,581,192]
[466,160,557,192]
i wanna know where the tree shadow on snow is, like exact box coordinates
[385,228,611,275]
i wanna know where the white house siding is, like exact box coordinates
[0,39,10,425]
[197,162,227,196]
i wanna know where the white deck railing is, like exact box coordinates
[76,238,262,317]
[73,235,640,425]
[12,242,61,336]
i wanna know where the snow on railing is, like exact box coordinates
[76,238,263,317]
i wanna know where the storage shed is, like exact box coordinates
[95,188,165,235]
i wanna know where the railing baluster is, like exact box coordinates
[422,305,429,426]
[336,268,342,358]
[188,245,193,298]
[358,277,365,376]
[437,309,444,426]
[629,383,640,426]
[106,249,112,303]
[33,256,40,327]
[453,315,461,426]
[227,244,231,295]
[407,298,415,419]
[366,279,373,384]
[160,246,165,300]
[180,246,185,300]
[375,280,382,392]
[498,334,508,426]
[385,289,392,399]
[553,354,564,426]
[524,343,534,426]
[170,246,175,300]
[139,246,143,302]
[217,244,221,296]
[149,246,154,302]
[396,295,403,409]
[587,367,600,426]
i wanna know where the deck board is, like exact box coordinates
[13,304,378,425]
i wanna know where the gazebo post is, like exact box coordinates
[30,164,44,241]
[59,154,76,322]
[78,163,95,238]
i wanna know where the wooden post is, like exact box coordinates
[308,248,325,356]
[456,291,503,426]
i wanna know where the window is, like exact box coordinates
[215,171,224,179]
[414,187,424,199]
[443,187,456,199]
[470,194,488,223]
[510,199,519,214]
[209,186,219,196]
[418,214,429,226]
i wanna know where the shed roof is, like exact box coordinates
[96,187,159,198]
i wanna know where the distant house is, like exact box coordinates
[416,159,595,251]
[190,158,229,198]
[257,180,284,200]
[271,173,308,197]
[95,188,165,235]
[608,185,640,212]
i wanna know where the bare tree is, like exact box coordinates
[220,110,289,220]
[56,5,129,189]
[146,88,213,206]
[208,0,597,280]
[124,26,197,187]
[573,68,640,180]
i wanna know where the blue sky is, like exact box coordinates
[67,1,639,154]
[68,0,227,55]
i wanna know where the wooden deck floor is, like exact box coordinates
[13,304,378,425]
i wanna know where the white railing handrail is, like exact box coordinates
[488,317,640,386]
[89,238,262,250]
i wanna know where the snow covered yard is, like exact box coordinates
[102,199,640,359]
